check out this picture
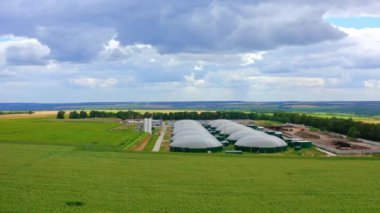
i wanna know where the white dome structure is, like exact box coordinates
[220,125,251,135]
[227,129,265,143]
[235,134,287,153]
[171,135,222,149]
[171,120,223,152]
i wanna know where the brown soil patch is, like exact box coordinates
[0,111,57,119]
[295,131,320,139]
[333,140,369,150]
[131,134,152,151]
[282,125,380,151]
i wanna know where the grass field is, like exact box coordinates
[308,112,380,124]
[1,143,380,212]
[252,120,283,126]
[0,117,144,151]
[1,117,380,211]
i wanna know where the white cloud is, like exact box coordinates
[240,52,265,66]
[364,80,380,88]
[0,35,51,65]
[70,77,118,89]
[184,72,205,87]
[193,61,205,71]
[247,76,325,89]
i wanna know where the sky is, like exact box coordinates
[0,0,380,102]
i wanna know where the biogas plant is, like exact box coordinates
[170,119,301,153]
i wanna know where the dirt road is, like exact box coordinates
[152,125,167,152]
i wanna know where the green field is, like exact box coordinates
[252,119,283,127]
[1,143,379,212]
[307,112,380,124]
[0,117,143,151]
[1,117,380,211]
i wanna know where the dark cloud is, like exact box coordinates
[1,0,379,62]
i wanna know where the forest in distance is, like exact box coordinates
[2,101,380,115]
[60,110,380,142]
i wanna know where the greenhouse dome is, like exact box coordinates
[235,134,287,153]
[170,135,223,152]
[171,120,223,152]
[227,129,265,143]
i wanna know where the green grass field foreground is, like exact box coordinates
[1,117,380,211]
[1,143,380,212]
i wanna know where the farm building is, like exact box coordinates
[288,139,313,148]
[170,120,223,152]
[235,134,288,153]
[209,120,288,153]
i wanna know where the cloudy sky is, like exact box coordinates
[1,0,380,102]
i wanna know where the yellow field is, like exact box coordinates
[0,111,57,119]
[132,109,213,113]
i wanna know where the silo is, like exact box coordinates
[143,118,148,133]
[148,118,152,134]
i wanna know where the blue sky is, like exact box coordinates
[0,0,380,102]
[326,17,380,28]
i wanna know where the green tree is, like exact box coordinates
[69,111,79,119]
[56,111,65,119]
[347,127,360,139]
[79,111,88,119]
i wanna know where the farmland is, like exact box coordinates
[1,116,380,212]
[0,117,143,151]
[1,143,380,212]
[308,112,380,124]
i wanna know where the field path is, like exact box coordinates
[316,148,337,156]
[0,111,57,119]
[131,135,151,151]
[152,125,167,152]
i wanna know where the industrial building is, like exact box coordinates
[209,119,288,153]
[170,120,223,152]
[171,119,291,153]
[235,135,288,153]
[286,139,313,148]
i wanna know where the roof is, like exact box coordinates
[227,129,266,141]
[235,135,287,148]
[171,135,222,149]
[171,120,222,149]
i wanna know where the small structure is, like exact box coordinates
[143,118,152,134]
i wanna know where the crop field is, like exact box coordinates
[307,113,380,124]
[0,111,57,119]
[252,119,283,127]
[1,143,379,212]
[0,117,144,151]
[1,117,380,212]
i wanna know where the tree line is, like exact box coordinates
[57,110,380,141]
[271,111,380,141]
[0,111,33,115]
[57,110,273,120]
